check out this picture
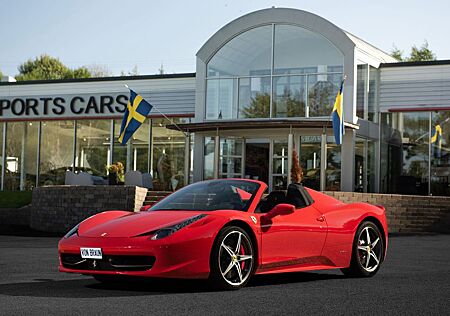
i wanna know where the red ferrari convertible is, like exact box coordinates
[59,179,388,290]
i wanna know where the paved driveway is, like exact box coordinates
[0,234,449,315]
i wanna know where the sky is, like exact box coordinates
[1,0,449,77]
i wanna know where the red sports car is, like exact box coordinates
[58,179,388,290]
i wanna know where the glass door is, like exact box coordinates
[219,138,243,178]
[298,135,321,191]
[245,139,270,184]
[270,140,288,190]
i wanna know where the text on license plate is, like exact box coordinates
[80,247,102,259]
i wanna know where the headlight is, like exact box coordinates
[64,224,79,239]
[151,214,207,240]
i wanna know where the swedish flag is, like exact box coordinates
[118,89,153,145]
[431,124,442,158]
[332,79,345,145]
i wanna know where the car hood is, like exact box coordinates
[79,210,207,238]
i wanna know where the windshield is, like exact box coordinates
[150,180,260,212]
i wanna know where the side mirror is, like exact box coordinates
[268,203,295,217]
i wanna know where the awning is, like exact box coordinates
[166,118,359,133]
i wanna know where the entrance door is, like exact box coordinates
[245,139,269,184]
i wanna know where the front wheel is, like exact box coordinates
[209,226,255,290]
[341,221,384,277]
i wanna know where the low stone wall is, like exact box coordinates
[324,191,450,234]
[0,206,31,227]
[30,186,148,233]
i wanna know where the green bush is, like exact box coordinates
[0,191,33,208]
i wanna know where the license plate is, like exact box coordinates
[80,247,102,259]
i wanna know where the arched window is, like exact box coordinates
[205,24,344,120]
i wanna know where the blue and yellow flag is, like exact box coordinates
[431,124,442,158]
[118,89,153,145]
[332,79,345,145]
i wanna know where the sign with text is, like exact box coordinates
[0,93,129,120]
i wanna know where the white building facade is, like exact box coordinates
[1,8,449,196]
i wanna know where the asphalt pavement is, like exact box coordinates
[0,233,449,315]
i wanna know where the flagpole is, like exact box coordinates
[124,84,189,137]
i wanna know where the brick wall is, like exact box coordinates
[30,186,148,233]
[24,187,450,234]
[324,191,450,234]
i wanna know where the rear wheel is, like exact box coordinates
[341,221,384,277]
[209,226,255,290]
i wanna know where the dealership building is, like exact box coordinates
[1,8,450,196]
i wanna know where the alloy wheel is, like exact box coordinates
[357,226,382,273]
[218,230,253,286]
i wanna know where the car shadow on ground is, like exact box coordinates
[0,271,345,298]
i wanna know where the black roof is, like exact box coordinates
[0,72,196,86]
[381,59,450,68]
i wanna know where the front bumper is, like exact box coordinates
[58,232,214,279]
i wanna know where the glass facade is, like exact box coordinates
[204,137,215,180]
[219,138,243,178]
[206,24,343,120]
[326,136,341,191]
[4,122,25,191]
[40,121,74,186]
[272,140,288,190]
[0,117,188,191]
[299,135,321,191]
[76,120,111,176]
[381,111,450,196]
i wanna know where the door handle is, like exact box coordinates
[316,216,325,222]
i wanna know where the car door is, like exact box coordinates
[259,203,327,269]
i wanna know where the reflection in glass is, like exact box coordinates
[39,121,74,186]
[299,135,321,190]
[75,120,111,177]
[356,64,367,119]
[367,140,376,192]
[380,112,429,195]
[354,139,365,192]
[219,138,243,178]
[326,136,341,191]
[206,79,236,120]
[238,77,271,118]
[308,72,342,117]
[368,66,378,122]
[207,25,272,77]
[4,122,23,190]
[273,76,306,117]
[273,25,343,75]
[204,137,215,180]
[431,111,450,196]
[152,118,186,191]
[272,140,288,190]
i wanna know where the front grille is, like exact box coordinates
[61,253,155,271]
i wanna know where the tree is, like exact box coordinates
[240,93,270,118]
[120,65,140,76]
[390,45,404,61]
[409,41,436,61]
[87,64,113,77]
[390,41,436,62]
[15,54,91,81]
[0,68,3,78]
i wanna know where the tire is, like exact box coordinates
[341,221,384,278]
[209,226,255,290]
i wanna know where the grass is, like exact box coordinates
[0,191,33,208]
